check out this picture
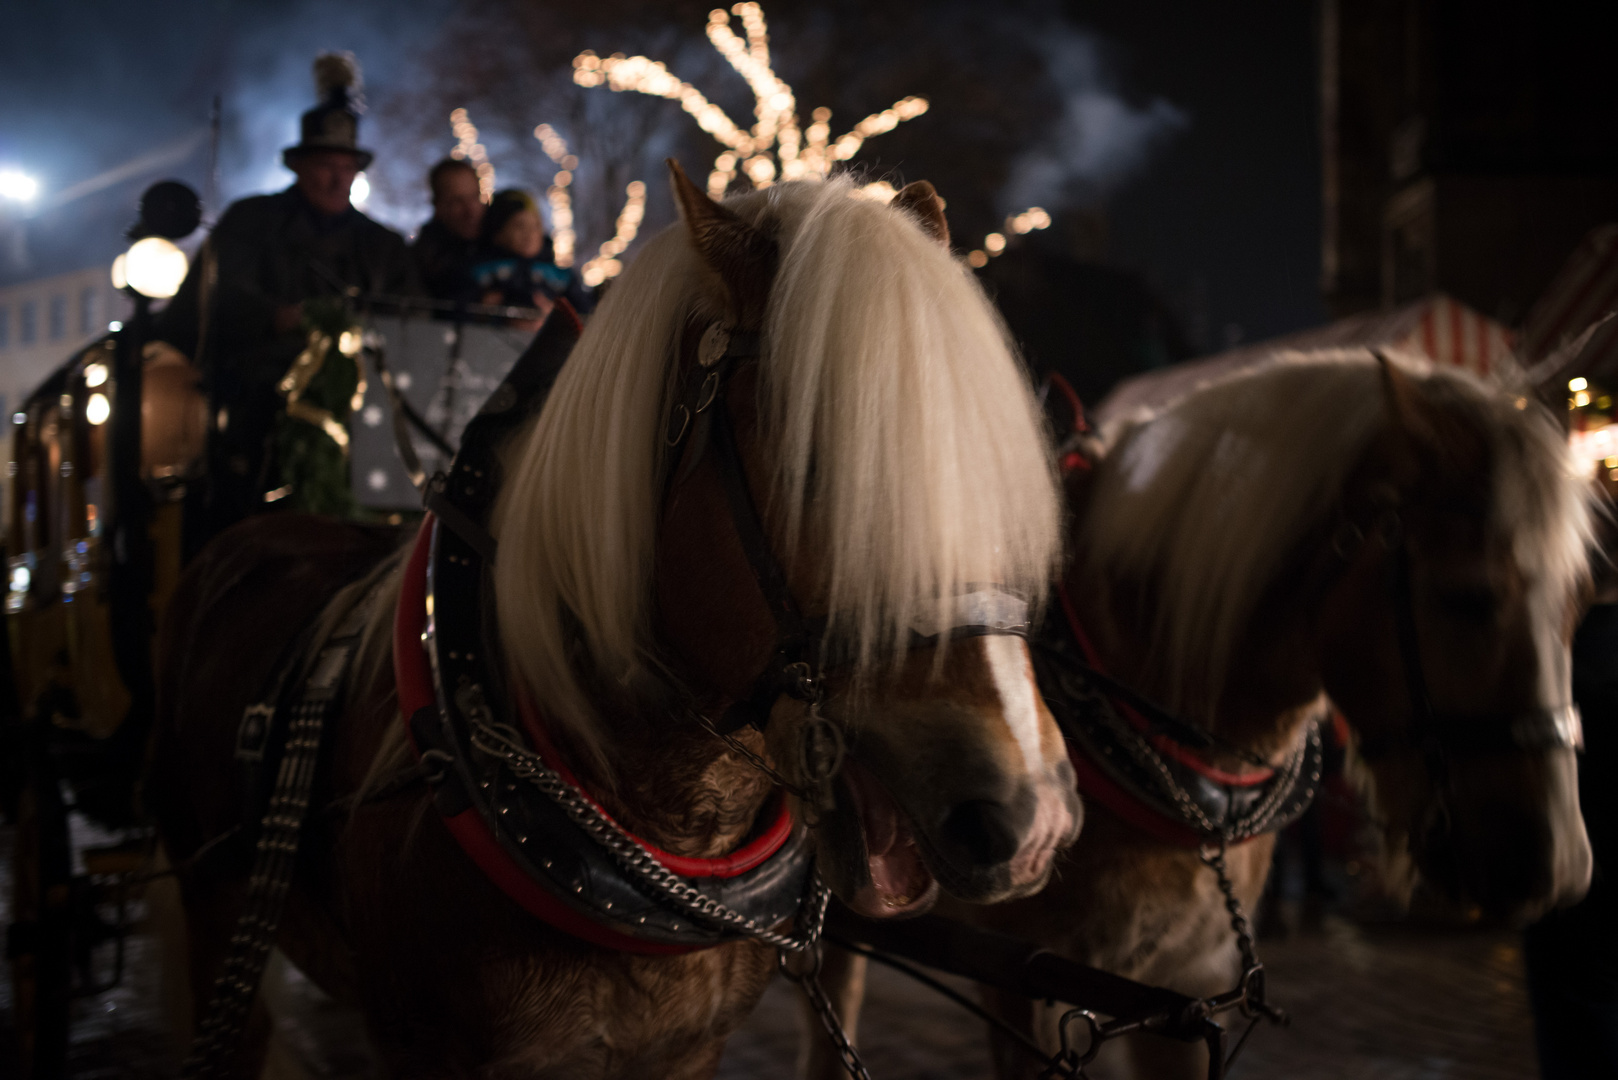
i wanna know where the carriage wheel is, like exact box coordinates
[7,763,73,1080]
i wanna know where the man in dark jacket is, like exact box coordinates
[413,157,485,301]
[154,53,418,540]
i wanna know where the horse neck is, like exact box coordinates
[1067,515,1330,769]
[567,697,777,860]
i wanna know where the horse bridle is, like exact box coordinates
[661,320,1034,741]
[1334,509,1583,769]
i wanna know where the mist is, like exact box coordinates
[1001,25,1188,214]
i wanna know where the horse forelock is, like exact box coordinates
[490,178,1061,768]
[1081,347,1596,724]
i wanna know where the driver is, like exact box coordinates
[153,52,418,540]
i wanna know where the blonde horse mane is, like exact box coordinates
[490,177,1062,768]
[1082,348,1596,723]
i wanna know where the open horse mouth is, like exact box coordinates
[839,757,939,917]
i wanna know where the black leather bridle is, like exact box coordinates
[660,320,1034,737]
[1339,511,1583,768]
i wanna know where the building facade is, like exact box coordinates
[0,266,131,421]
[1321,0,1618,323]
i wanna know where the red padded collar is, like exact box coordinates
[393,517,794,951]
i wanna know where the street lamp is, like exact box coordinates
[0,168,38,203]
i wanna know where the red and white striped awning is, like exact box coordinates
[1101,293,1518,419]
[1522,223,1618,388]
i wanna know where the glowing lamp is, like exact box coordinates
[85,393,111,425]
[123,237,189,299]
[351,171,370,207]
[0,169,38,202]
[84,362,108,388]
[110,253,128,290]
[1570,377,1589,392]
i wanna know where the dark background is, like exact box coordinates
[0,0,1325,372]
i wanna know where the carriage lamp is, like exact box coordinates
[114,180,203,300]
[85,393,111,425]
[84,361,108,388]
[121,236,189,299]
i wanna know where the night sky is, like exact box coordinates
[0,0,1323,349]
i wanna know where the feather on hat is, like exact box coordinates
[284,51,373,168]
[313,52,364,106]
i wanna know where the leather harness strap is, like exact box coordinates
[396,303,818,955]
[1036,587,1321,849]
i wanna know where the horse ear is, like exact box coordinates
[891,180,949,248]
[1376,352,1431,435]
[666,158,776,326]
[1375,351,1442,468]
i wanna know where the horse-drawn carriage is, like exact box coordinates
[3,167,1595,1080]
[0,193,546,1077]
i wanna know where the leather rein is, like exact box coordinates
[662,319,1036,752]
[1333,510,1583,767]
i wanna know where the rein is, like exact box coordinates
[1335,510,1583,765]
[661,319,1034,810]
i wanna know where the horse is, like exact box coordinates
[808,349,1596,1080]
[148,167,1083,1079]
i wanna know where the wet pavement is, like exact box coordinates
[1,822,1541,1079]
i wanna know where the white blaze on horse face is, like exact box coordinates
[984,634,1044,776]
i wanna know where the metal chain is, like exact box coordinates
[468,714,828,951]
[1084,675,1315,842]
[779,945,875,1080]
[1198,837,1285,1030]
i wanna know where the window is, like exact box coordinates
[79,287,97,336]
[48,294,66,340]
[0,307,9,349]
[20,300,36,345]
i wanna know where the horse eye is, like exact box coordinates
[1435,586,1498,624]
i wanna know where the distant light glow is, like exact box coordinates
[0,169,38,202]
[110,253,128,290]
[573,4,927,197]
[581,180,647,287]
[533,124,576,267]
[1570,377,1589,392]
[853,181,897,204]
[107,320,123,332]
[84,362,108,388]
[449,109,495,202]
[351,171,370,207]
[85,393,110,425]
[11,412,24,425]
[124,236,188,299]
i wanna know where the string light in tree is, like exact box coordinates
[573,3,929,198]
[966,207,1052,268]
[532,124,580,268]
[581,181,648,287]
[449,108,496,202]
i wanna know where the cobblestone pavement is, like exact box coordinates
[1,823,1541,1079]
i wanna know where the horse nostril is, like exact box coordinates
[941,799,1021,866]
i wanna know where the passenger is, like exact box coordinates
[153,52,419,540]
[469,189,595,326]
[413,158,485,302]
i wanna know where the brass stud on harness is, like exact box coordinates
[698,322,731,367]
